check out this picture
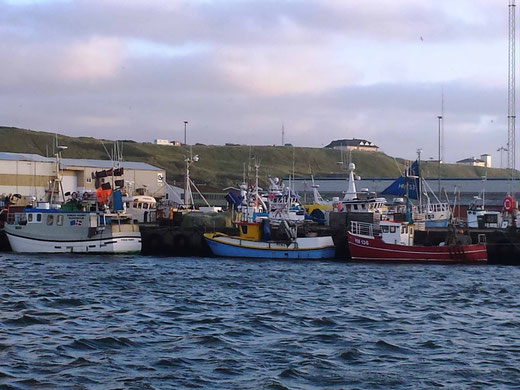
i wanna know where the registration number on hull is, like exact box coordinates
[354,238,369,246]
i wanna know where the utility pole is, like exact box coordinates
[282,123,285,146]
[441,88,445,164]
[437,115,443,196]
[184,121,188,145]
[508,0,516,195]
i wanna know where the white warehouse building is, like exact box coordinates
[0,152,166,201]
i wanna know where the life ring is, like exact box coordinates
[337,203,342,212]
[503,196,514,212]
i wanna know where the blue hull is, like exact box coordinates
[425,220,449,228]
[205,238,336,259]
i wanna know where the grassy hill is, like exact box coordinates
[0,126,512,188]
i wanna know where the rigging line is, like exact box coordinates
[100,140,112,161]
[392,157,403,175]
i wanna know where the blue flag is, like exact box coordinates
[381,161,420,199]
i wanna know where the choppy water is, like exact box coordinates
[0,254,519,389]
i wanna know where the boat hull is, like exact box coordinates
[5,231,141,254]
[204,233,335,259]
[4,209,141,254]
[347,232,487,264]
[425,219,449,228]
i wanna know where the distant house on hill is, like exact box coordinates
[325,138,378,152]
[154,139,181,146]
[456,154,491,168]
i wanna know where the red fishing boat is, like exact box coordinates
[347,221,487,264]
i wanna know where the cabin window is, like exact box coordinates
[143,203,149,209]
[125,202,130,208]
[241,225,248,234]
[133,202,138,208]
[390,226,396,233]
[28,214,33,222]
[353,205,358,211]
[401,226,405,234]
[16,214,27,225]
[47,215,54,226]
[382,226,389,233]
[485,214,498,224]
[410,227,413,234]
[57,215,63,226]
[138,203,143,209]
[36,214,42,222]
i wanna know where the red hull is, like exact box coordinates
[347,232,487,264]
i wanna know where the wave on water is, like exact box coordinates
[0,255,519,389]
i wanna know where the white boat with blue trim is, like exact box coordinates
[5,207,141,254]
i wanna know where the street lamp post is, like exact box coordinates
[437,115,443,196]
[184,121,188,145]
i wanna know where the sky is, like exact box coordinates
[0,0,517,167]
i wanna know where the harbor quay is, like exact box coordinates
[136,211,520,265]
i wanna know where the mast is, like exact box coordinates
[437,115,443,196]
[417,149,423,209]
[508,0,516,195]
[343,163,357,201]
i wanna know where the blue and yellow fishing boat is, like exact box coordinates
[204,220,335,259]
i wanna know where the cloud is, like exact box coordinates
[217,43,361,95]
[0,0,515,169]
[60,36,125,81]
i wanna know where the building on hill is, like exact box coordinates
[456,154,491,168]
[154,139,171,146]
[325,138,378,152]
[0,152,165,200]
[154,139,181,146]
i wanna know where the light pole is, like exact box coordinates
[184,121,188,145]
[437,115,443,196]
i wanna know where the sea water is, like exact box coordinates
[0,254,519,389]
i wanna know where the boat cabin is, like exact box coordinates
[467,209,503,229]
[336,198,386,214]
[236,220,271,242]
[124,196,157,223]
[380,221,414,246]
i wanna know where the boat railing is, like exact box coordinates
[350,221,373,237]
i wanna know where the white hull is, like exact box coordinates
[6,232,141,254]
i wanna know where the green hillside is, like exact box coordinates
[0,126,512,188]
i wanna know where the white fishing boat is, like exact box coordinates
[382,158,450,228]
[335,163,386,214]
[123,195,157,223]
[4,146,141,254]
[4,207,141,254]
[466,180,507,229]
